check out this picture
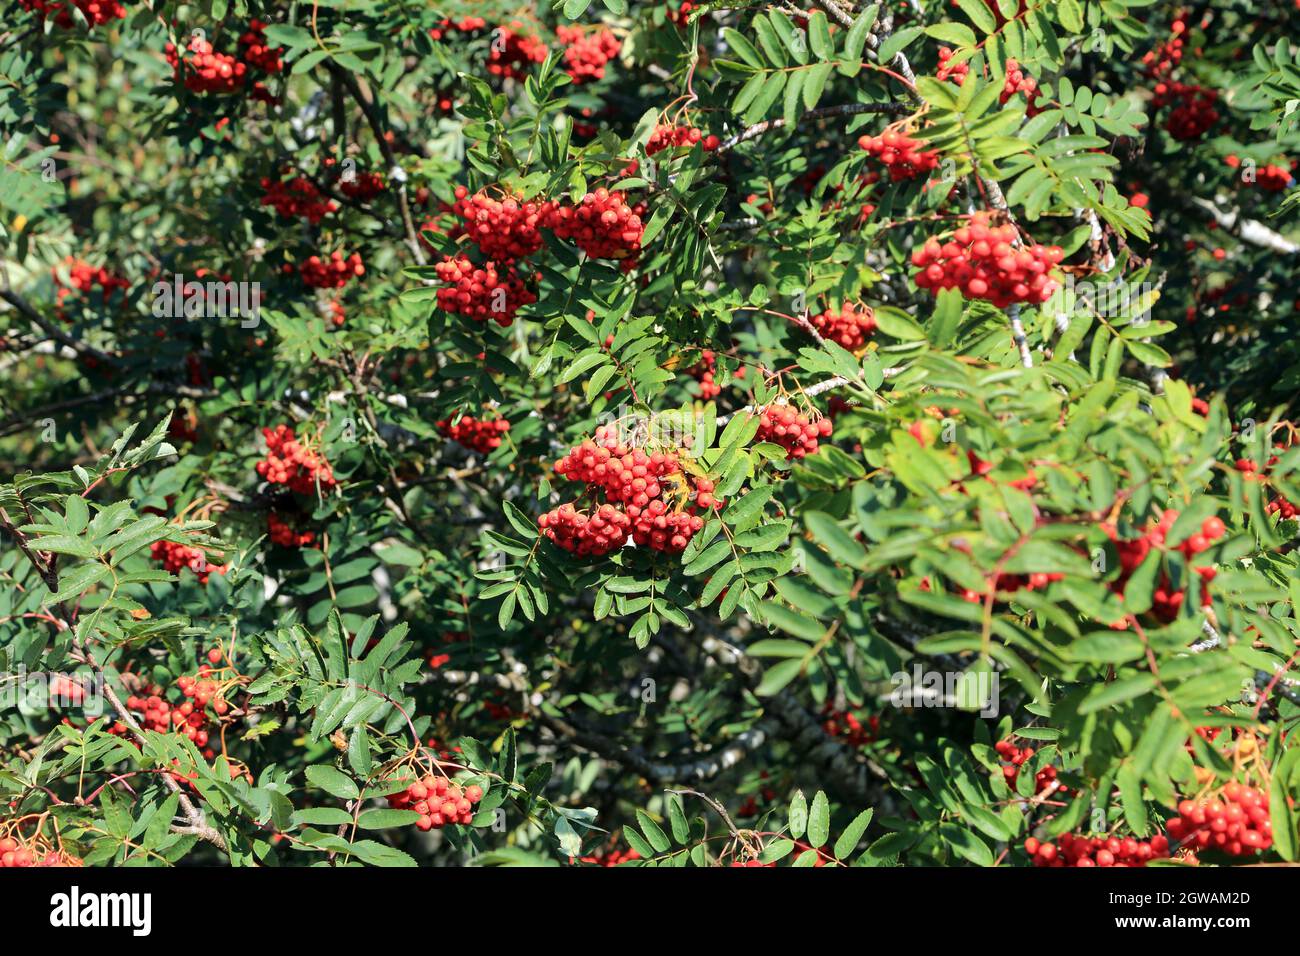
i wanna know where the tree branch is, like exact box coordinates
[327,64,429,267]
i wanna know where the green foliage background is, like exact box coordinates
[1,0,1299,867]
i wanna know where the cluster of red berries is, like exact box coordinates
[321,299,346,327]
[1235,448,1298,520]
[267,512,315,548]
[122,688,201,743]
[260,175,338,224]
[150,539,228,584]
[487,22,548,81]
[256,424,337,494]
[1024,833,1171,867]
[1153,81,1219,140]
[994,739,1067,795]
[809,304,878,350]
[1252,163,1294,192]
[1166,785,1273,857]
[1103,510,1224,624]
[436,413,511,453]
[336,169,385,201]
[387,774,484,830]
[297,250,365,289]
[1138,16,1217,140]
[434,255,537,326]
[936,46,970,84]
[556,25,621,84]
[646,123,720,155]
[451,185,554,260]
[0,836,81,868]
[541,426,721,557]
[237,19,284,73]
[689,350,723,400]
[551,431,675,506]
[576,846,640,866]
[19,0,124,28]
[1000,58,1045,115]
[166,34,248,94]
[912,212,1064,307]
[821,704,879,747]
[1141,24,1185,81]
[958,556,1061,603]
[118,666,228,755]
[1268,494,1298,520]
[666,0,696,27]
[857,130,940,181]
[429,16,486,41]
[547,189,647,266]
[115,686,182,738]
[755,404,833,460]
[687,350,744,400]
[540,502,633,557]
[52,256,129,316]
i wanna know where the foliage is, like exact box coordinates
[1,0,1299,867]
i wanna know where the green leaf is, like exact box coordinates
[64,496,88,535]
[1079,674,1158,714]
[804,511,867,568]
[833,809,874,859]
[1270,749,1299,861]
[788,790,808,840]
[1055,0,1084,33]
[622,826,655,859]
[753,14,789,68]
[667,795,689,844]
[305,765,359,800]
[841,4,878,67]
[956,0,998,34]
[807,791,830,848]
[357,809,421,830]
[759,601,824,641]
[1062,632,1144,665]
[939,824,994,866]
[636,810,671,853]
[755,659,805,696]
[348,840,417,867]
[1117,763,1149,837]
[808,12,833,61]
[1123,549,1161,615]
[48,562,110,604]
[724,29,764,69]
[925,23,977,48]
[723,485,775,530]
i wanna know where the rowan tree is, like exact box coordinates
[1,0,1299,869]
